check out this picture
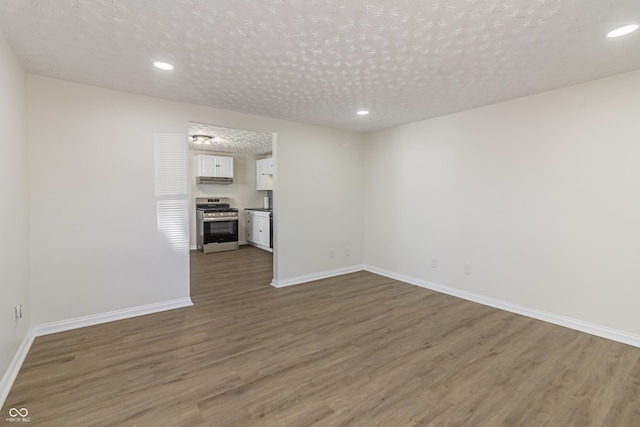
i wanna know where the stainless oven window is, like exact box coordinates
[203,220,238,244]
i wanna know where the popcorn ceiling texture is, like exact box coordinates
[188,122,272,154]
[0,0,638,132]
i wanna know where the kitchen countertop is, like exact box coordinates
[245,208,272,212]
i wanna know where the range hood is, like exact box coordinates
[196,176,233,184]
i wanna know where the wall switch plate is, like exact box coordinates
[431,258,438,269]
[329,248,334,258]
[15,304,23,319]
[345,247,350,257]
[464,264,472,275]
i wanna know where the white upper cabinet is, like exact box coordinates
[196,154,234,183]
[198,155,216,176]
[215,156,234,178]
[256,157,273,190]
[262,158,274,174]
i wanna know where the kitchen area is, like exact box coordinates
[188,122,274,255]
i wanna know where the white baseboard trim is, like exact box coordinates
[272,264,364,288]
[0,330,35,409]
[363,265,640,348]
[32,298,193,337]
[191,243,249,250]
[247,242,273,252]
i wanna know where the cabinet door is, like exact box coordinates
[265,158,274,174]
[256,158,273,190]
[262,215,271,247]
[245,211,253,242]
[250,212,259,244]
[256,159,265,190]
[198,155,216,176]
[216,156,234,178]
[255,215,270,246]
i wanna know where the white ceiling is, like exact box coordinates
[189,122,272,154]
[1,0,638,132]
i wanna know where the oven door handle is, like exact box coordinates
[202,217,238,222]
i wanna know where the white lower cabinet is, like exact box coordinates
[245,210,272,252]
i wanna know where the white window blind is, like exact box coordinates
[154,134,189,252]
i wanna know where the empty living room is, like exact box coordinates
[1,1,639,425]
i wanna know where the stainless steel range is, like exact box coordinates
[195,197,239,253]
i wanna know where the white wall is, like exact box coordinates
[364,70,640,336]
[0,35,30,387]
[28,78,191,325]
[27,75,364,324]
[275,125,365,279]
[189,151,265,248]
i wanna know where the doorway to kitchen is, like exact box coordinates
[186,122,277,286]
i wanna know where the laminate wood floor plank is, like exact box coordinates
[3,245,640,425]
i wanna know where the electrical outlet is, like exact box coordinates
[329,248,334,258]
[345,247,350,257]
[464,263,472,275]
[431,258,438,269]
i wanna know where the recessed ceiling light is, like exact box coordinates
[357,110,369,116]
[605,24,639,38]
[153,61,174,71]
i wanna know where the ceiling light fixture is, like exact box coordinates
[153,61,175,70]
[357,110,370,116]
[191,134,213,144]
[605,24,639,38]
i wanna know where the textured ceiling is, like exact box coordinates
[1,0,639,132]
[188,122,272,154]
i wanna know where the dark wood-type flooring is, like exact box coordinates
[3,246,640,426]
